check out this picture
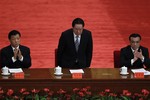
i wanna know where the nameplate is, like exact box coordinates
[72,73,82,79]
[134,72,144,78]
[12,72,24,79]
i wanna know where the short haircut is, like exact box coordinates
[129,33,141,41]
[72,18,85,27]
[8,30,21,39]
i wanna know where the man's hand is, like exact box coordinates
[17,49,23,60]
[13,48,19,60]
[134,49,144,61]
[137,49,144,61]
[13,48,23,60]
[133,50,138,62]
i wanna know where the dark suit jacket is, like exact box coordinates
[57,28,93,68]
[0,45,31,68]
[120,45,150,68]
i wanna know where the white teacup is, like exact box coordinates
[54,66,62,74]
[120,66,127,74]
[2,66,9,74]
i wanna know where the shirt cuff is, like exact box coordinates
[131,59,134,65]
[141,57,144,62]
[12,57,17,62]
[19,56,23,62]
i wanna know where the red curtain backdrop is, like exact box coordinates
[0,0,150,68]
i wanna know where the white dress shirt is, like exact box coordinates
[73,33,81,43]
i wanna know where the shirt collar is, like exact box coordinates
[131,47,138,53]
[11,45,19,51]
[73,32,81,38]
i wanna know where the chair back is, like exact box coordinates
[55,48,58,67]
[0,49,2,68]
[113,50,121,68]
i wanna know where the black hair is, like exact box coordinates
[72,18,85,27]
[8,30,21,39]
[129,33,141,41]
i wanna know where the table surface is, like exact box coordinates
[1,68,150,80]
[0,68,150,92]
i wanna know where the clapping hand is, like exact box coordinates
[17,49,23,60]
[13,48,23,60]
[134,49,144,61]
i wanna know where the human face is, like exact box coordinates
[73,24,83,35]
[130,37,141,50]
[9,34,20,48]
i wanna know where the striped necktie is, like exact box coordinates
[75,35,79,52]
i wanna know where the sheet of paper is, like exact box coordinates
[131,68,150,75]
[9,68,23,73]
[70,69,84,74]
[131,68,147,73]
[143,71,150,75]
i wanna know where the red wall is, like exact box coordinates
[0,0,150,68]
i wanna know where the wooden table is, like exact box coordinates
[0,68,150,92]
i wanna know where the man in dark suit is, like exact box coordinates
[120,33,150,68]
[57,18,93,69]
[0,30,31,68]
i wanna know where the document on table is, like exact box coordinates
[9,68,23,73]
[70,69,84,73]
[131,68,150,75]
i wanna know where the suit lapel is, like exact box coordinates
[69,31,77,53]
[78,31,85,53]
[8,45,14,57]
[127,46,134,58]
[78,34,82,52]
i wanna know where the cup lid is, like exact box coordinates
[2,66,8,69]
[56,66,61,69]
